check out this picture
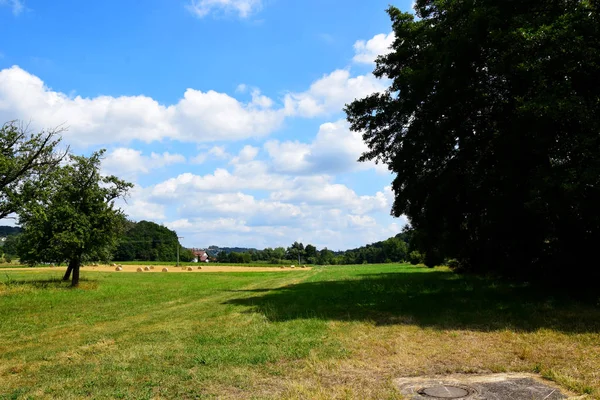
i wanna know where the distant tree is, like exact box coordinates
[408,251,424,266]
[382,237,408,262]
[216,251,229,263]
[345,1,600,282]
[1,234,19,257]
[114,220,183,262]
[272,247,286,261]
[316,248,335,265]
[179,248,195,262]
[287,241,305,264]
[304,244,317,264]
[0,226,22,236]
[241,252,252,263]
[1,121,68,220]
[17,150,132,286]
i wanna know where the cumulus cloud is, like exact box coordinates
[231,145,259,164]
[114,153,404,249]
[353,32,395,64]
[283,70,387,117]
[102,148,185,179]
[0,0,24,15]
[186,0,261,19]
[265,119,390,175]
[263,140,312,173]
[0,66,388,147]
[0,66,285,147]
[150,166,287,200]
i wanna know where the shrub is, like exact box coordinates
[408,251,424,265]
[446,258,460,269]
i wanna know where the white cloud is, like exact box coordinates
[265,119,390,175]
[353,32,395,64]
[116,186,167,221]
[231,145,259,164]
[209,145,229,159]
[0,0,24,15]
[190,145,230,164]
[115,154,404,249]
[263,140,312,173]
[0,62,388,147]
[0,66,285,147]
[186,0,261,19]
[103,148,185,180]
[283,69,387,117]
[269,178,393,215]
[150,163,288,200]
[125,200,167,221]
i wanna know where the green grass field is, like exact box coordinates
[1,264,599,399]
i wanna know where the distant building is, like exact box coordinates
[190,248,209,263]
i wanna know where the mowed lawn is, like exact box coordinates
[1,265,599,399]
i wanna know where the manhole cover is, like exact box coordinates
[418,385,471,398]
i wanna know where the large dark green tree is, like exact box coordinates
[17,150,132,286]
[346,1,600,282]
[114,220,189,262]
[0,121,68,220]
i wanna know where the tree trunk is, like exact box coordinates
[63,259,75,281]
[71,259,81,287]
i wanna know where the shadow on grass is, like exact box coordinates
[223,270,600,333]
[1,276,98,290]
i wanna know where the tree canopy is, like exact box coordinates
[17,150,132,286]
[113,220,192,262]
[346,1,600,283]
[0,121,68,220]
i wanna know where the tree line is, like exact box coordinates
[213,228,425,265]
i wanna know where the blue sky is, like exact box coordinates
[0,0,413,250]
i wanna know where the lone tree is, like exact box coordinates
[0,121,68,220]
[17,150,132,286]
[346,1,600,283]
[287,241,305,265]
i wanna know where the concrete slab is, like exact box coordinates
[394,373,580,400]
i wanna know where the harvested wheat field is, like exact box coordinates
[2,264,310,273]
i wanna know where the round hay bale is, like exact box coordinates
[280,266,285,269]
[290,265,295,268]
[115,266,122,271]
[302,265,307,268]
[144,266,151,271]
[149,266,154,270]
[136,267,143,272]
[162,268,169,272]
[197,266,202,270]
[111,263,116,267]
[187,267,193,271]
